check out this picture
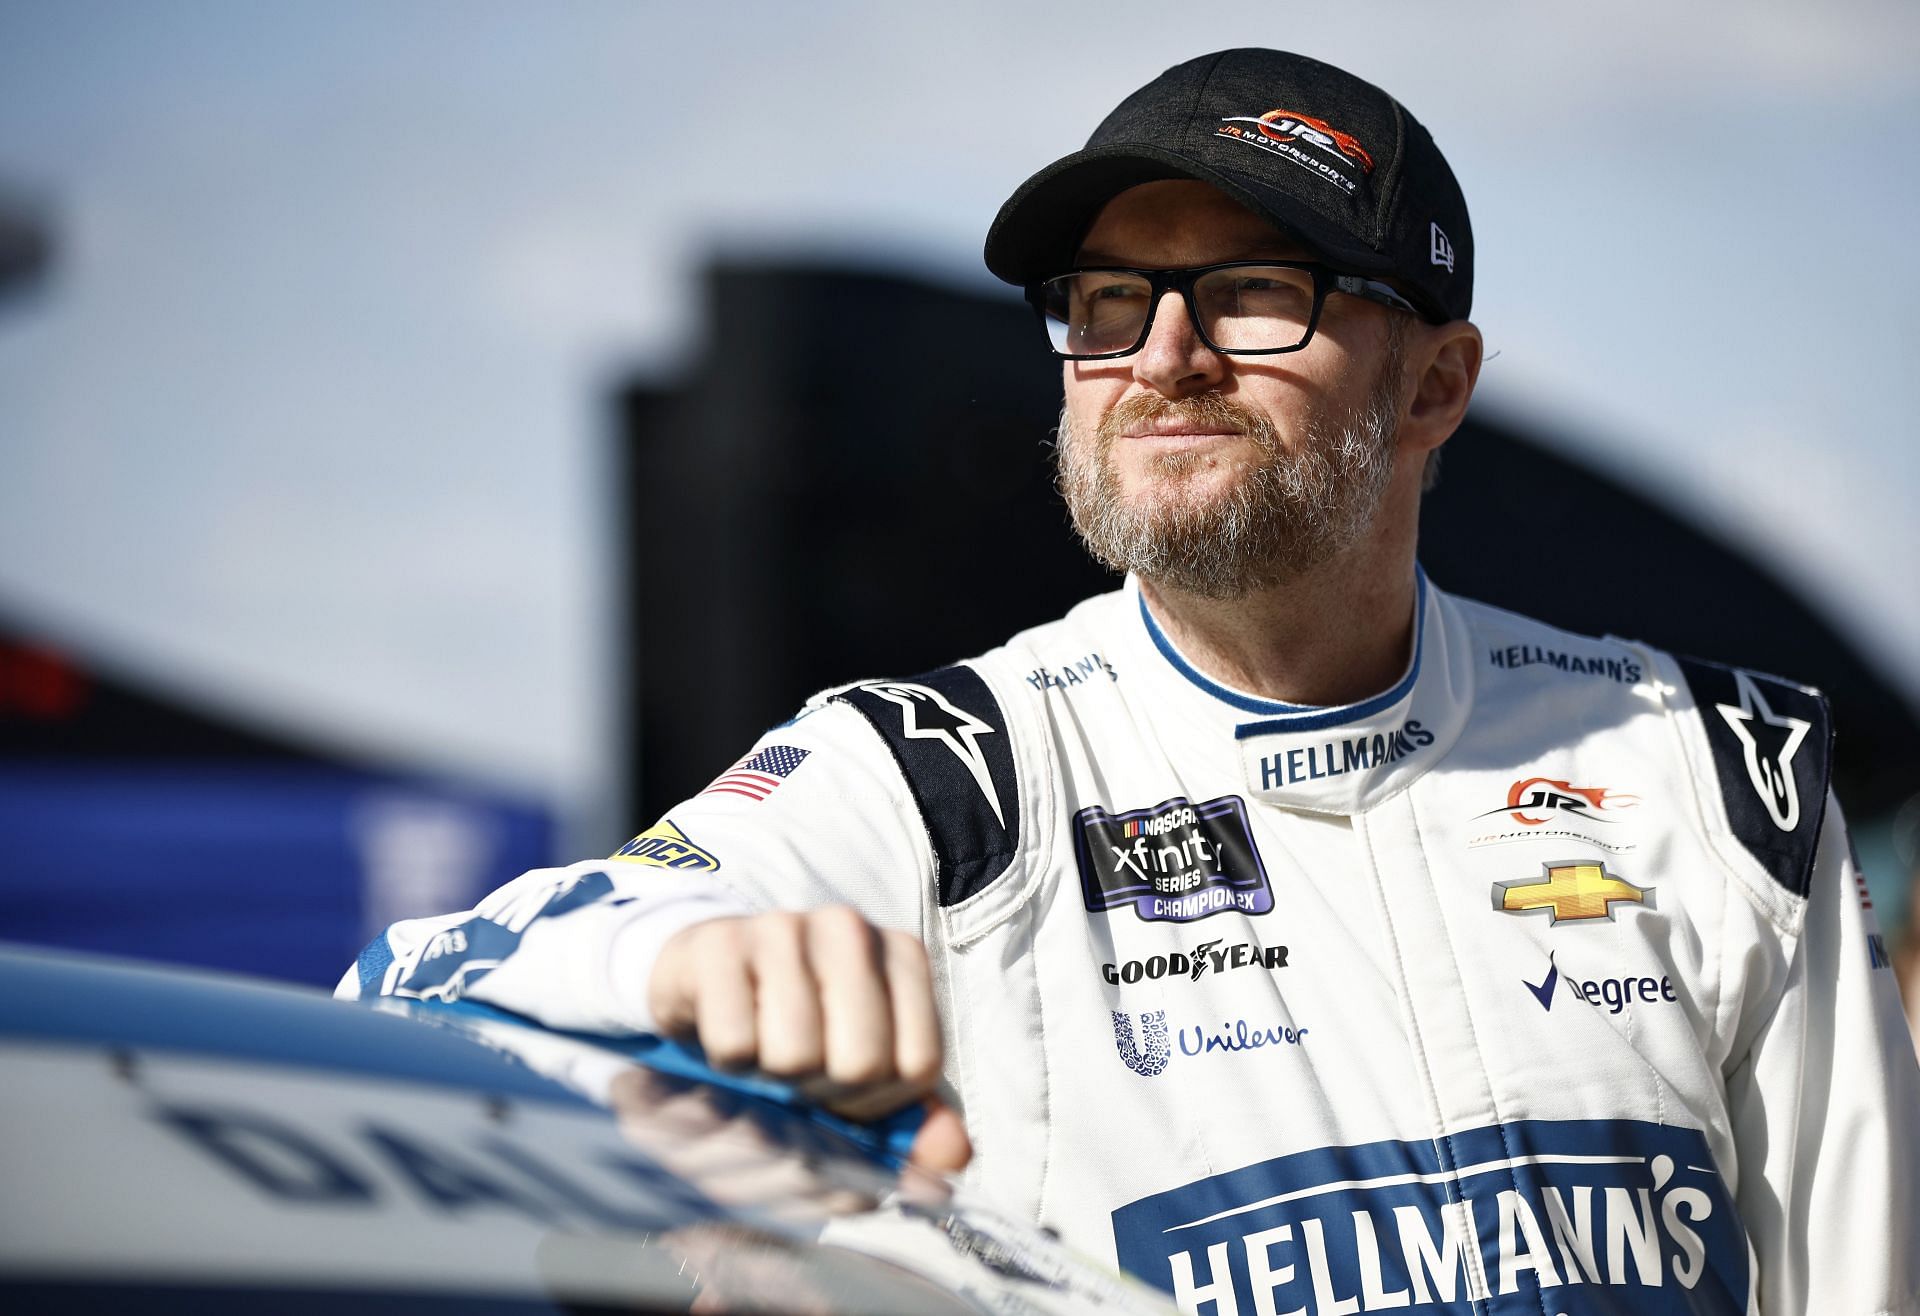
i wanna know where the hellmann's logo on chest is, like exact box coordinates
[1257,719,1435,790]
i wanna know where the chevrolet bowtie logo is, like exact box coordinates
[1493,862,1653,924]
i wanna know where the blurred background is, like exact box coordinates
[0,0,1915,1025]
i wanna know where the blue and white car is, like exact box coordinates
[0,943,1177,1314]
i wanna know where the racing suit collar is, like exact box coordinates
[1125,566,1474,814]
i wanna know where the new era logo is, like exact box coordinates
[1430,222,1455,273]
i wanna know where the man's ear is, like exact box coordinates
[1400,320,1483,457]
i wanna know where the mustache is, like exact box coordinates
[1094,392,1277,452]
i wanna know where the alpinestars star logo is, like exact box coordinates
[1715,671,1812,832]
[862,682,1005,827]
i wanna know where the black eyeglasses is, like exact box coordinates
[1025,260,1421,360]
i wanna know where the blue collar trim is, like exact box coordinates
[1138,591,1313,715]
[1134,572,1429,738]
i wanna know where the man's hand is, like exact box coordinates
[647,907,971,1172]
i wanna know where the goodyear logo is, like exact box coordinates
[610,818,719,872]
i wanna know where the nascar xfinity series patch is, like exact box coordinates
[1075,795,1272,924]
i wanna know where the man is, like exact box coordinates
[343,50,1920,1314]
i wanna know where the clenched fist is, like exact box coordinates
[648,906,971,1172]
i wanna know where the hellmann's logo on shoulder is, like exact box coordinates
[1257,719,1434,790]
[1490,643,1643,685]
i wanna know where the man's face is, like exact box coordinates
[1056,180,1407,598]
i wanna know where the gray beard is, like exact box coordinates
[1053,349,1403,600]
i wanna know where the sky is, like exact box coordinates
[0,0,1914,836]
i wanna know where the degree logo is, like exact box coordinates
[1522,951,1681,1014]
[1477,777,1640,827]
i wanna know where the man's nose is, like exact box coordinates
[1131,289,1226,399]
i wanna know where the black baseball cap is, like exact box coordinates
[984,49,1472,324]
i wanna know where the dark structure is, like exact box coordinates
[0,628,555,986]
[0,636,326,761]
[620,259,1917,826]
[1417,429,1916,811]
[620,263,1109,817]
[0,193,51,304]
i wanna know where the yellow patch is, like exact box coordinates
[609,818,719,872]
[1493,862,1650,924]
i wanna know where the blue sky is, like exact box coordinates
[0,0,1913,832]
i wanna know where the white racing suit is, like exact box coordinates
[342,571,1920,1315]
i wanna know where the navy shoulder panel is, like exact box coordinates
[836,666,1020,908]
[1675,655,1832,899]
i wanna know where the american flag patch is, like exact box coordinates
[701,745,811,801]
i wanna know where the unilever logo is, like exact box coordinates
[1111,1010,1170,1077]
[1112,1009,1311,1078]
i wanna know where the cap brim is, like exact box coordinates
[983,143,1390,288]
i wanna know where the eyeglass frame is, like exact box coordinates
[1024,259,1427,361]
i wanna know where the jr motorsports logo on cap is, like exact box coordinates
[1215,109,1373,195]
[1075,795,1272,923]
